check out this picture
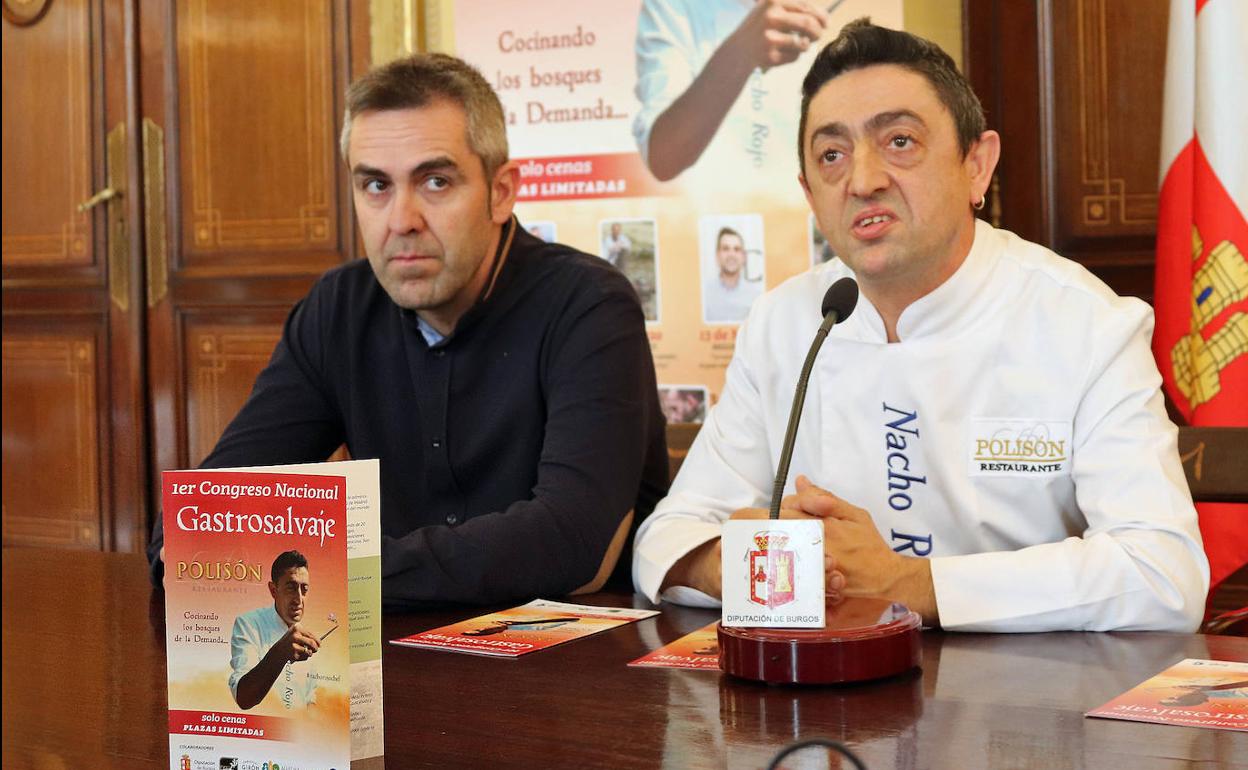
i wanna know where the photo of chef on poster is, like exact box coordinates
[699,214,765,325]
[599,218,661,323]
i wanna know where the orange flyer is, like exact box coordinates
[1086,658,1248,731]
[628,622,722,670]
[163,468,351,768]
[390,599,658,658]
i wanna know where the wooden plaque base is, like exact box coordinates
[717,597,922,685]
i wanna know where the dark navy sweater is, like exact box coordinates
[149,222,668,608]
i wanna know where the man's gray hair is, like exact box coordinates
[340,52,508,177]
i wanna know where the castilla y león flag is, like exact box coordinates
[1153,0,1248,593]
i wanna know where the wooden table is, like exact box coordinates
[3,549,1245,768]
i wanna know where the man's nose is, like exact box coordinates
[387,187,427,234]
[847,146,890,198]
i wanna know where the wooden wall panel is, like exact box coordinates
[964,0,1169,301]
[176,0,338,263]
[1051,0,1167,238]
[3,0,368,555]
[964,0,1047,244]
[3,0,149,553]
[2,332,102,548]
[183,319,283,466]
[1,0,94,267]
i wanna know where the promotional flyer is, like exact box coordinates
[628,622,721,671]
[391,599,658,658]
[164,469,351,769]
[1086,658,1248,731]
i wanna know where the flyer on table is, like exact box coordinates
[164,468,351,769]
[391,599,658,658]
[628,622,721,671]
[1086,658,1248,731]
[243,459,386,767]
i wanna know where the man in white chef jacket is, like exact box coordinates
[632,19,1209,632]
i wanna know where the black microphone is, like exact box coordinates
[768,276,858,519]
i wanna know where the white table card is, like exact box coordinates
[721,520,825,628]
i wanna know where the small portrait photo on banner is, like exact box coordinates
[599,218,660,323]
[658,384,708,425]
[525,220,557,243]
[699,214,765,325]
[809,213,836,266]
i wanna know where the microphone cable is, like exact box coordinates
[766,737,868,770]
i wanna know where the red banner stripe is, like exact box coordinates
[513,152,675,202]
[168,709,292,742]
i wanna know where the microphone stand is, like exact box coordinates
[769,308,842,519]
[717,277,923,685]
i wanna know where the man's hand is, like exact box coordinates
[782,475,939,625]
[730,0,829,70]
[233,622,321,710]
[271,623,320,663]
[659,504,848,601]
[660,535,723,598]
[644,0,830,180]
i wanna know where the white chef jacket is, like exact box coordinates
[634,220,1209,632]
[229,604,319,709]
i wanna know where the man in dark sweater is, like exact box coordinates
[147,53,668,609]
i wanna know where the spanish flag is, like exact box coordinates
[1153,0,1248,596]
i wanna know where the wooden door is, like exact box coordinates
[139,0,368,520]
[2,0,370,553]
[2,0,149,551]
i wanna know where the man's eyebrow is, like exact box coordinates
[408,156,460,177]
[809,121,849,147]
[351,163,389,178]
[351,156,460,178]
[865,109,926,133]
[808,110,928,148]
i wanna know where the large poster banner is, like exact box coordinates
[430,0,904,411]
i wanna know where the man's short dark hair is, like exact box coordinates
[716,227,743,248]
[340,53,508,176]
[798,18,987,172]
[271,550,308,583]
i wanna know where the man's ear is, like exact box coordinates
[268,581,278,602]
[965,130,1001,205]
[489,160,520,224]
